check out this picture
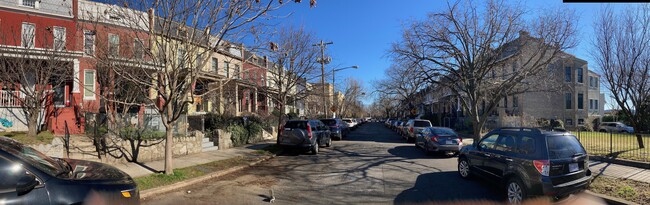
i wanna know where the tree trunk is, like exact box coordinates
[164,124,174,175]
[276,101,285,144]
[472,120,482,141]
[26,113,39,138]
[636,134,645,149]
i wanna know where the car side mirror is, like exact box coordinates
[16,174,38,196]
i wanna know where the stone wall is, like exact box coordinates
[215,126,276,150]
[103,131,204,163]
[29,138,65,158]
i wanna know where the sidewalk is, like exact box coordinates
[589,160,650,183]
[113,141,275,178]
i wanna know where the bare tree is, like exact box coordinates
[0,24,73,137]
[391,0,578,140]
[592,6,649,148]
[338,77,365,118]
[374,61,428,118]
[93,0,312,175]
[264,26,320,142]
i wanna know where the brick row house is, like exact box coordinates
[0,0,305,135]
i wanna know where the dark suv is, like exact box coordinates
[457,128,592,204]
[0,137,139,205]
[320,118,349,140]
[278,120,332,154]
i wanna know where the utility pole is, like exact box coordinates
[313,40,332,118]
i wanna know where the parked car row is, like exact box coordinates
[385,118,463,156]
[277,118,367,155]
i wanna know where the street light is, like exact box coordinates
[332,65,359,118]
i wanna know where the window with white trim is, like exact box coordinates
[83,70,95,99]
[21,23,35,48]
[211,58,218,72]
[20,0,37,8]
[108,34,119,57]
[53,27,66,51]
[83,30,95,55]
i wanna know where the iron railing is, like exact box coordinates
[570,129,649,162]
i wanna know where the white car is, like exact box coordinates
[342,118,357,128]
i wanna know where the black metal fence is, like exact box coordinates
[569,129,649,162]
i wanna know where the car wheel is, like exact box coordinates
[326,137,332,147]
[458,158,472,179]
[506,178,527,205]
[311,143,319,155]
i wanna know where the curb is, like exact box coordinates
[583,190,638,205]
[589,155,650,169]
[139,152,278,199]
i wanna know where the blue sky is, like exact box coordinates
[268,1,644,108]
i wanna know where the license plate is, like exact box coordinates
[446,140,454,145]
[569,163,579,172]
[284,128,292,131]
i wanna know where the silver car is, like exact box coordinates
[598,122,634,133]
[405,119,433,142]
[415,127,463,156]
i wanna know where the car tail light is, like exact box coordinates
[533,160,550,176]
[307,124,313,139]
[457,136,462,143]
[431,135,439,142]
[410,127,414,133]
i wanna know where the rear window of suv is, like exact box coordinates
[414,121,432,127]
[285,121,308,129]
[546,135,586,159]
[321,119,337,126]
[432,128,456,136]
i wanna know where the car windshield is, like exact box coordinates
[0,139,63,176]
[320,119,337,126]
[414,121,432,127]
[546,135,587,159]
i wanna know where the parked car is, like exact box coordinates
[320,118,349,140]
[278,120,332,154]
[342,118,357,130]
[393,120,402,131]
[401,121,410,138]
[457,127,592,204]
[415,127,463,155]
[405,119,433,142]
[0,136,140,205]
[598,122,634,133]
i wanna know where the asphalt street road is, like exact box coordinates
[142,123,511,205]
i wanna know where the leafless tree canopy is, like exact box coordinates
[592,5,650,147]
[338,77,365,118]
[391,0,578,139]
[262,26,320,140]
[374,61,427,116]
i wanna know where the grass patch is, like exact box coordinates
[589,176,650,204]
[0,131,55,145]
[134,155,262,190]
[571,131,649,162]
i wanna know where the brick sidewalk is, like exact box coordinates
[112,141,274,178]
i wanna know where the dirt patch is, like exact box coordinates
[589,175,650,204]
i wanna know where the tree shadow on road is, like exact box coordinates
[388,145,458,160]
[394,171,504,205]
